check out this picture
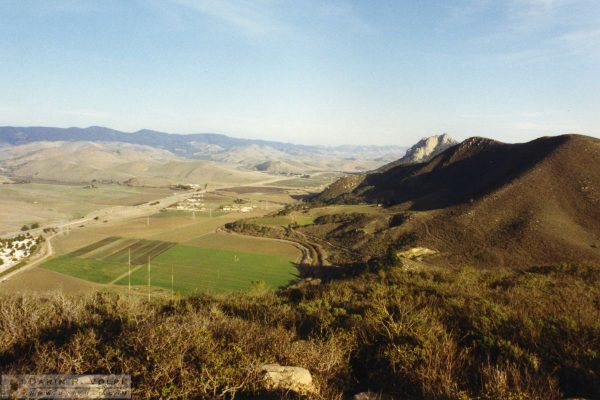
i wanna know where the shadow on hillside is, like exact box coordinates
[361,135,569,211]
[294,261,368,281]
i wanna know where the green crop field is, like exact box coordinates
[42,256,129,284]
[185,232,300,258]
[115,245,298,295]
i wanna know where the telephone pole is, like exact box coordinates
[128,248,131,296]
[147,257,151,302]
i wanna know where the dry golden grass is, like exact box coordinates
[0,267,100,294]
[0,183,173,234]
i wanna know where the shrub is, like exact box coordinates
[1,263,599,399]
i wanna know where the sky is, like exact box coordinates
[1,0,599,146]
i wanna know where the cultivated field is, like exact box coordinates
[50,210,249,255]
[17,187,304,295]
[40,230,300,296]
[115,245,298,295]
[184,232,300,258]
[0,183,172,234]
[68,236,176,264]
[0,267,100,294]
[43,256,130,284]
[41,229,300,295]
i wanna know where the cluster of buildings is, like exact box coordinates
[220,205,253,213]
[167,194,255,214]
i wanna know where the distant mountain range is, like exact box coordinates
[0,126,408,172]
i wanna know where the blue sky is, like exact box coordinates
[1,0,599,146]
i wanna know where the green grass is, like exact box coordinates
[294,216,314,226]
[249,215,313,227]
[115,245,298,295]
[42,255,129,284]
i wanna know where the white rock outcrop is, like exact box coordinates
[259,363,316,394]
[399,133,457,163]
[351,392,395,400]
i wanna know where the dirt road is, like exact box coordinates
[0,175,288,281]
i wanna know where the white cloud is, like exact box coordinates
[166,0,287,37]
[559,28,600,55]
[317,2,373,34]
[507,0,568,29]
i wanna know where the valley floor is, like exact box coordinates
[0,180,314,296]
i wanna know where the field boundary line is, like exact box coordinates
[108,263,146,285]
[218,227,312,265]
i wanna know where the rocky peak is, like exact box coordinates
[399,133,458,163]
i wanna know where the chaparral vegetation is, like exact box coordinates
[1,259,598,399]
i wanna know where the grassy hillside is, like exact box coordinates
[311,134,600,268]
[1,261,598,399]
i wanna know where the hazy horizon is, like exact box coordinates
[1,1,599,146]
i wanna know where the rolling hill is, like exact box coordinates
[314,134,600,267]
[254,160,305,175]
[0,126,407,173]
[0,141,269,186]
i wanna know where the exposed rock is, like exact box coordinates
[260,363,316,394]
[397,247,437,260]
[351,392,395,400]
[399,133,457,164]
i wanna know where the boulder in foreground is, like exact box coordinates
[259,363,316,394]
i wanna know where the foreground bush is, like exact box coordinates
[1,262,599,399]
